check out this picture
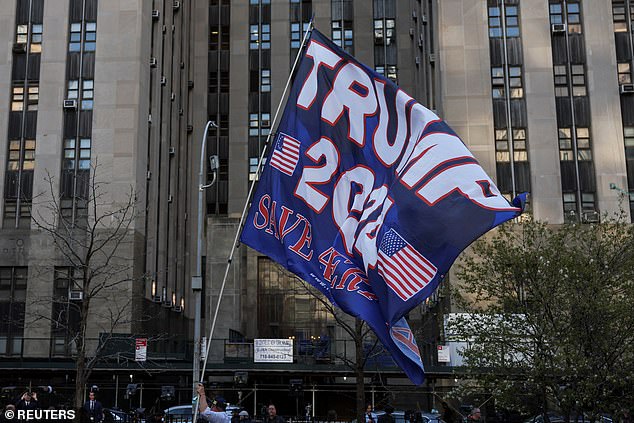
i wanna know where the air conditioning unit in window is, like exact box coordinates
[412,10,418,20]
[69,290,83,301]
[168,146,176,155]
[187,124,193,133]
[409,28,414,37]
[173,1,181,10]
[551,23,566,33]
[152,10,160,20]
[173,305,183,312]
[421,13,428,24]
[415,56,421,66]
[170,92,175,101]
[160,76,167,86]
[150,57,157,67]
[162,299,173,308]
[187,80,194,89]
[428,53,436,63]
[152,295,162,303]
[620,83,634,94]
[63,99,77,109]
[168,194,173,203]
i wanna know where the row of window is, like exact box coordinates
[550,0,596,219]
[488,2,531,199]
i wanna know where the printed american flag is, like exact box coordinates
[270,133,301,176]
[378,229,437,301]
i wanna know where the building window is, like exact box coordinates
[558,128,573,161]
[69,22,82,51]
[550,3,563,24]
[31,24,42,53]
[81,80,94,109]
[84,22,97,51]
[11,85,38,111]
[257,258,334,340]
[290,0,312,61]
[209,71,230,94]
[566,2,582,34]
[375,65,397,83]
[332,20,353,53]
[576,127,591,160]
[69,22,97,52]
[571,65,586,96]
[489,7,502,37]
[491,67,523,99]
[67,80,94,109]
[290,22,310,49]
[15,23,42,53]
[249,157,261,181]
[7,139,34,172]
[618,62,632,84]
[613,1,627,32]
[554,65,568,97]
[261,69,271,92]
[63,138,91,171]
[0,267,27,356]
[250,24,270,50]
[249,113,270,136]
[373,19,395,45]
[624,126,634,147]
[16,24,28,44]
[505,5,520,37]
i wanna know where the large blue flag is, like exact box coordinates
[240,29,525,384]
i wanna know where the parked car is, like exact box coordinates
[525,413,613,423]
[104,408,129,423]
[164,404,240,423]
[373,410,445,423]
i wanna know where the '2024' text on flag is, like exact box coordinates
[240,29,525,384]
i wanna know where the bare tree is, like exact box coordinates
[30,164,141,410]
[292,280,381,423]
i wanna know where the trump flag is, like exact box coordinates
[240,29,525,384]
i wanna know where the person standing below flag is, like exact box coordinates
[195,383,230,423]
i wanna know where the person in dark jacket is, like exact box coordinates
[16,392,39,411]
[82,391,104,423]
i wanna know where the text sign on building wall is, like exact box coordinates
[135,338,147,362]
[437,345,451,363]
[254,339,293,363]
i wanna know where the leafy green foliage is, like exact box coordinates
[447,216,634,418]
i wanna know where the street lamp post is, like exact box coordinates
[193,120,218,395]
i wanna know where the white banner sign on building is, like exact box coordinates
[254,339,293,363]
[135,338,147,362]
[437,345,451,363]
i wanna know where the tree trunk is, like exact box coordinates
[74,295,91,413]
[355,318,366,423]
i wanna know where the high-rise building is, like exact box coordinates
[0,0,630,415]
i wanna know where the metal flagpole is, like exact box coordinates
[192,19,314,423]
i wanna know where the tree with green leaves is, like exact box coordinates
[446,215,634,422]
